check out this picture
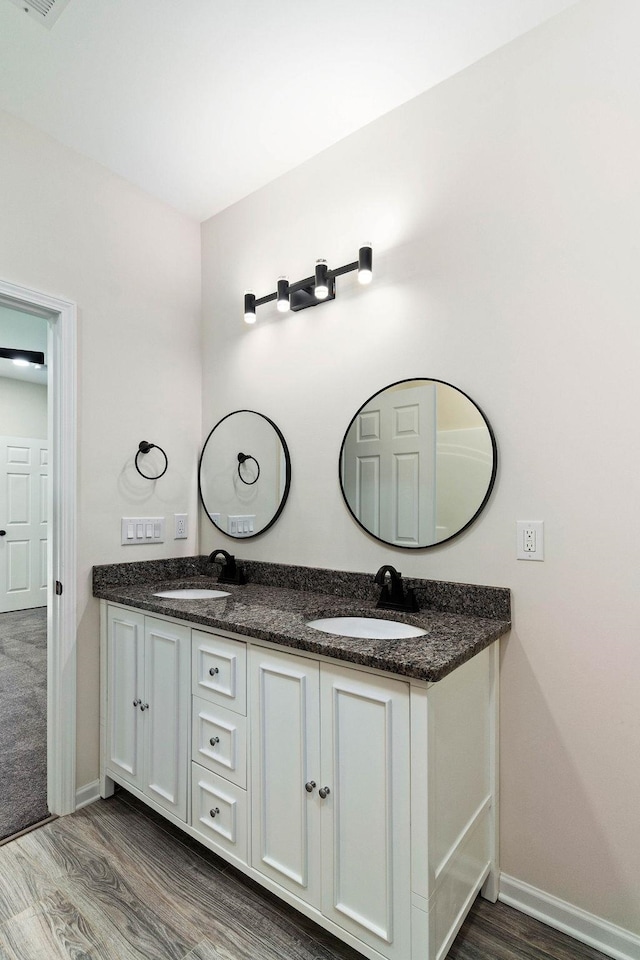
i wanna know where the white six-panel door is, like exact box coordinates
[0,436,48,612]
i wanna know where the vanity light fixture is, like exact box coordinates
[0,347,45,368]
[243,244,373,323]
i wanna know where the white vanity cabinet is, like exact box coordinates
[250,647,411,960]
[100,600,499,960]
[104,605,190,821]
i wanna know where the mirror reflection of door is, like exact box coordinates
[340,379,497,548]
[342,382,437,546]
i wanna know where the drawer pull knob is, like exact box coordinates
[318,786,331,799]
[305,781,316,793]
[209,666,219,676]
[209,736,220,746]
[210,807,220,818]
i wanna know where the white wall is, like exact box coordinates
[201,0,640,939]
[0,378,47,437]
[0,109,202,789]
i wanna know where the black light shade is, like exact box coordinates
[314,259,329,299]
[277,276,290,312]
[244,292,256,324]
[0,347,45,366]
[358,244,373,284]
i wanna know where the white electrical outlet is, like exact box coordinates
[174,513,188,539]
[517,521,544,561]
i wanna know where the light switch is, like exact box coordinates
[228,515,257,538]
[121,517,165,545]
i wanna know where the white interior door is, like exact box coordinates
[342,383,437,546]
[0,435,48,612]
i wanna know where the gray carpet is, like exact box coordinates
[0,606,49,841]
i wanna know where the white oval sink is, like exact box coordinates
[153,588,230,600]
[306,616,426,640]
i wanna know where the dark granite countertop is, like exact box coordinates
[93,558,510,683]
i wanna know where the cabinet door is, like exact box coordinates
[143,617,190,821]
[250,647,321,908]
[106,606,145,789]
[320,665,411,960]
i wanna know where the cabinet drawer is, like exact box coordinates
[192,696,247,788]
[191,763,247,865]
[192,630,246,714]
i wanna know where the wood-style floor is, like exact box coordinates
[0,791,610,960]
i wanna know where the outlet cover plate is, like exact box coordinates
[517,520,544,560]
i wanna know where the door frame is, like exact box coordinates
[0,277,77,816]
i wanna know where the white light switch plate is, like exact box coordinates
[121,517,165,545]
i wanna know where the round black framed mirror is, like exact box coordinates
[339,379,497,548]
[199,410,291,539]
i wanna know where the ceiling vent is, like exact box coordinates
[4,0,73,28]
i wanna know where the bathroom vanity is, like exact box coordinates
[94,558,510,960]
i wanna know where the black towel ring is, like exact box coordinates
[237,452,260,485]
[135,441,168,480]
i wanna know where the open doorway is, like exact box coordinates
[0,304,50,840]
[0,278,77,838]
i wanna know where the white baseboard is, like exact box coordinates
[499,874,640,960]
[75,779,101,810]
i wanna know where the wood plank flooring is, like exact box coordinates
[0,792,611,960]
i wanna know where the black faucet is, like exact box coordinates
[374,565,419,613]
[208,549,247,585]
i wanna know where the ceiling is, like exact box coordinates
[0,0,578,222]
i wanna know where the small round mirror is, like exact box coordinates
[199,410,291,539]
[339,379,497,548]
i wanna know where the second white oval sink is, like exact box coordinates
[153,588,230,600]
[306,616,426,640]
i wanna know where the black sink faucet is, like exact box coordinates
[208,549,247,585]
[374,565,419,613]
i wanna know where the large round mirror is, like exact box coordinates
[199,410,291,539]
[339,379,497,548]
